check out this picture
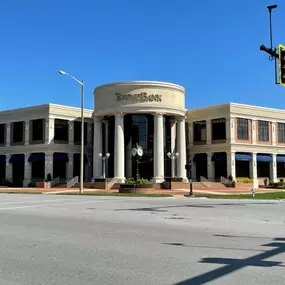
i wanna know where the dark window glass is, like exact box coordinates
[31,119,44,141]
[124,114,154,180]
[0,124,5,144]
[54,119,68,142]
[12,121,24,143]
[212,118,226,140]
[74,121,88,145]
[278,123,285,143]
[237,118,249,140]
[258,120,269,141]
[193,121,206,142]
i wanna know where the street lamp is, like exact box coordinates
[132,145,143,180]
[167,152,179,178]
[99,153,110,179]
[58,69,84,193]
[185,157,194,197]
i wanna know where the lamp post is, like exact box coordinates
[58,70,84,193]
[185,156,194,197]
[167,152,179,178]
[132,145,143,181]
[99,153,110,179]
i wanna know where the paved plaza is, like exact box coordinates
[0,194,284,285]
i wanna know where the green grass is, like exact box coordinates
[186,192,285,200]
[56,192,173,198]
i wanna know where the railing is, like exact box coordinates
[51,176,60,187]
[107,178,120,190]
[220,176,230,185]
[66,176,79,188]
[23,179,30,187]
[200,176,209,182]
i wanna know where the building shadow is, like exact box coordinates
[175,238,285,285]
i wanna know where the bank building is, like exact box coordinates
[1,81,285,187]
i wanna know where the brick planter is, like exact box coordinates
[119,183,154,193]
[119,187,155,194]
[164,178,188,190]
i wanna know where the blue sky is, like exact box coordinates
[0,0,284,111]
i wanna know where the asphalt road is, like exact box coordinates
[0,194,284,285]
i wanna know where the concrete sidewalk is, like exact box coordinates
[0,187,284,196]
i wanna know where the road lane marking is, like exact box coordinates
[0,200,102,210]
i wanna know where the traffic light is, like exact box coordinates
[279,44,285,86]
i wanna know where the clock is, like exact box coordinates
[132,148,137,156]
[137,147,143,157]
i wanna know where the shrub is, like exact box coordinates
[263,178,268,186]
[165,177,183,182]
[125,177,136,184]
[0,179,13,187]
[136,178,150,185]
[280,179,284,183]
[236,177,253,183]
[28,182,37,187]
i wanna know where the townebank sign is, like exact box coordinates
[115,92,162,103]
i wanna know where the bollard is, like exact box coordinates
[251,188,255,198]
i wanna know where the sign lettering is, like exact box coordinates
[115,92,162,103]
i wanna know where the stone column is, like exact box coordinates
[206,120,212,144]
[87,123,93,146]
[24,153,32,186]
[271,122,276,146]
[176,116,187,181]
[170,118,177,154]
[67,153,74,180]
[25,121,30,145]
[227,151,236,180]
[252,120,257,144]
[45,153,53,180]
[93,117,102,179]
[45,118,54,144]
[6,155,12,181]
[153,113,164,183]
[6,123,10,146]
[226,117,235,143]
[103,120,109,177]
[68,121,74,145]
[270,154,277,183]
[170,118,177,177]
[114,113,125,182]
[252,152,258,188]
[207,152,213,181]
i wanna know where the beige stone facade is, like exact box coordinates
[2,81,285,188]
[187,103,285,186]
[0,104,93,186]
[93,81,187,183]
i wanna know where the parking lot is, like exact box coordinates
[0,194,285,285]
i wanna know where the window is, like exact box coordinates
[278,123,285,143]
[237,118,249,140]
[54,119,69,142]
[31,119,44,141]
[0,124,5,145]
[258,120,269,141]
[212,118,226,140]
[74,121,88,145]
[193,121,206,143]
[12,121,24,143]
